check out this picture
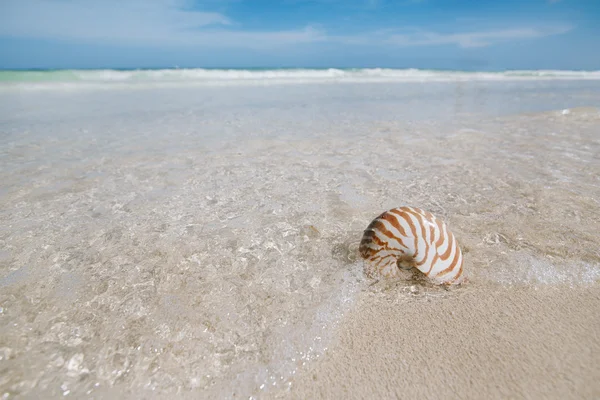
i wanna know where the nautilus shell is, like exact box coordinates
[359,206,464,285]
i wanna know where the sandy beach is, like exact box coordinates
[1,77,599,399]
[277,285,600,400]
[273,106,600,400]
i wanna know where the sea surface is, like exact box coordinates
[2,67,600,89]
[1,69,599,399]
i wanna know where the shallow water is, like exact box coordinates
[1,81,599,399]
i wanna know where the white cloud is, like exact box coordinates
[382,26,573,48]
[0,0,325,48]
[0,0,232,44]
[0,0,573,49]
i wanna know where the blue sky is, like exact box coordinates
[1,0,599,70]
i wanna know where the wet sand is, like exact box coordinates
[273,107,600,400]
[276,285,600,400]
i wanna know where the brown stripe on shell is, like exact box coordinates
[396,208,420,259]
[404,208,430,265]
[435,241,461,279]
[434,217,445,248]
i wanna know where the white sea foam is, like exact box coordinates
[483,252,600,286]
[2,68,600,91]
[70,68,600,82]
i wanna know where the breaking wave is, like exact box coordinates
[2,68,600,90]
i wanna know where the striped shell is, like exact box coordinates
[359,206,464,285]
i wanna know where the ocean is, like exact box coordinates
[2,68,600,89]
[1,69,599,399]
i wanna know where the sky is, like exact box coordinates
[0,0,599,70]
